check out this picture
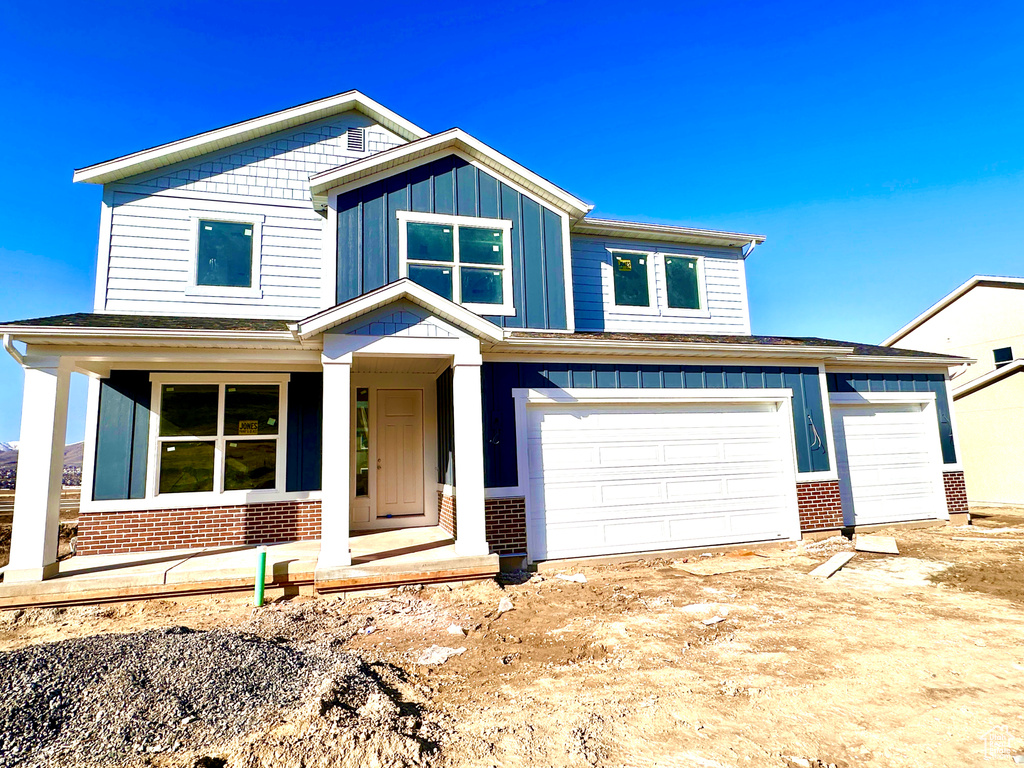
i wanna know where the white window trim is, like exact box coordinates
[656,252,712,319]
[397,210,515,316]
[607,248,658,315]
[186,210,265,299]
[147,373,289,503]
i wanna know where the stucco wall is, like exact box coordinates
[954,372,1024,504]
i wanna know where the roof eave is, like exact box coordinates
[309,128,593,220]
[72,91,429,186]
[571,219,767,250]
[0,325,304,348]
[953,359,1024,398]
[496,336,853,359]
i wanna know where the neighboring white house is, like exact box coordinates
[884,275,1024,504]
[0,91,971,589]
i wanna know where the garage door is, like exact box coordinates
[525,400,799,561]
[831,402,946,526]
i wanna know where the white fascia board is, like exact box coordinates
[292,278,504,343]
[571,218,767,251]
[0,325,301,347]
[833,354,975,367]
[952,359,1024,399]
[496,336,853,359]
[72,91,429,185]
[882,275,1024,346]
[310,128,593,220]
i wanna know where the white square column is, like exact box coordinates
[6,356,72,582]
[452,354,490,557]
[318,354,352,569]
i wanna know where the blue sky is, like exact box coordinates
[1,0,1023,444]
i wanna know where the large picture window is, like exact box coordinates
[154,378,285,496]
[399,212,515,315]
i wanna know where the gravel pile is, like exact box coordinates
[0,624,376,767]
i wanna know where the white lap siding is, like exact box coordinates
[98,112,407,319]
[571,235,751,335]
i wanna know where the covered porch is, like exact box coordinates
[0,281,502,597]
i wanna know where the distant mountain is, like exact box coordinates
[0,442,83,470]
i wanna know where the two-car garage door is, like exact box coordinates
[525,400,800,561]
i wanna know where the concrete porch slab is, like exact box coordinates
[0,527,499,609]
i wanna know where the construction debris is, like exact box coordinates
[809,552,856,579]
[415,645,466,666]
[496,596,514,615]
[446,624,466,636]
[854,535,900,554]
[555,573,587,583]
[701,616,727,626]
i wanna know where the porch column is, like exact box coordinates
[452,354,489,557]
[6,356,71,582]
[318,354,352,569]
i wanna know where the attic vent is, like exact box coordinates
[347,127,365,152]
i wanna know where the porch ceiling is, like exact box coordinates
[352,355,450,375]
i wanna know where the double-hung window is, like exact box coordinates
[153,376,286,496]
[188,212,263,297]
[398,212,515,315]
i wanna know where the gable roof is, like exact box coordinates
[309,128,593,220]
[72,91,429,186]
[291,278,504,342]
[952,358,1024,399]
[883,275,1024,347]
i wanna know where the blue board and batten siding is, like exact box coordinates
[92,370,323,501]
[481,362,831,488]
[336,154,568,329]
[827,372,957,464]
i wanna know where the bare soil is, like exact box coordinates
[3,509,1024,767]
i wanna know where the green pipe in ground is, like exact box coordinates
[254,546,267,607]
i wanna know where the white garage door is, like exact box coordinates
[831,402,946,526]
[526,400,799,561]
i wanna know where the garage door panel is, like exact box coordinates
[832,402,945,526]
[527,401,798,560]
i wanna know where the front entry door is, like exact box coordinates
[376,389,424,518]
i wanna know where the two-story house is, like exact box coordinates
[884,276,1024,505]
[0,92,971,591]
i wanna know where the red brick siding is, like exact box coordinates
[943,470,969,514]
[77,500,322,556]
[796,480,844,531]
[437,490,457,538]
[485,496,527,555]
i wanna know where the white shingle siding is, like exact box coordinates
[571,235,751,335]
[99,112,407,318]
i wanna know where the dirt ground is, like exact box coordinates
[3,507,1024,767]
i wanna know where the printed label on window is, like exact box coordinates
[166,446,176,452]
[204,225,213,230]
[492,245,500,251]
[239,420,259,435]
[229,442,237,448]
[616,257,632,272]
[267,417,276,426]
[244,229,252,236]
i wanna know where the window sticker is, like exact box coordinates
[167,446,176,452]
[244,229,252,236]
[616,257,632,272]
[239,420,259,435]
[267,417,276,426]
[229,442,238,448]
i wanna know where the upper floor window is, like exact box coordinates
[607,248,709,316]
[398,211,514,315]
[994,346,1013,368]
[611,251,651,307]
[187,211,263,298]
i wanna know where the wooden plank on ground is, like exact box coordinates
[855,535,900,554]
[809,552,855,579]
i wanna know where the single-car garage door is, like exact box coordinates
[525,399,800,561]
[831,400,947,526]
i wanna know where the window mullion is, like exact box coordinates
[452,223,461,303]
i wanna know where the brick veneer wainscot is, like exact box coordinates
[76,500,322,556]
[437,490,457,538]
[796,480,844,531]
[484,497,527,555]
[943,470,969,514]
